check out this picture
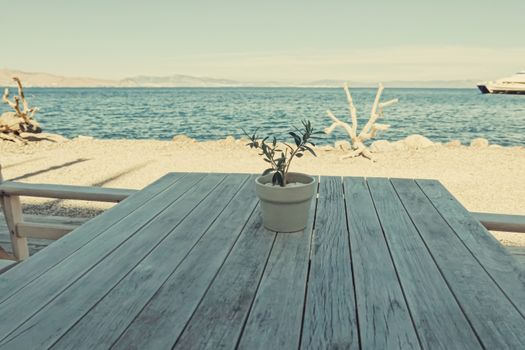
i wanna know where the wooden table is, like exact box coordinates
[0,173,524,349]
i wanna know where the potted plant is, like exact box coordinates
[243,120,321,232]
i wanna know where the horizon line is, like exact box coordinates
[0,67,485,84]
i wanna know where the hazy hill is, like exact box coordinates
[129,74,242,87]
[0,69,134,87]
[0,69,479,88]
[304,79,479,88]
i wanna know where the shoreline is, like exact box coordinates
[2,132,524,149]
[0,86,483,90]
[1,136,524,246]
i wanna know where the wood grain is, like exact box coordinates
[173,209,275,350]
[393,178,525,348]
[111,175,260,350]
[508,247,525,267]
[344,177,420,350]
[367,178,481,350]
[0,172,186,301]
[236,178,317,350]
[0,260,14,274]
[48,174,250,350]
[1,174,522,349]
[417,179,525,316]
[301,176,359,349]
[0,173,207,341]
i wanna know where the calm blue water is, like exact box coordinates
[1,87,524,146]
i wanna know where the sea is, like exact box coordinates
[1,87,524,146]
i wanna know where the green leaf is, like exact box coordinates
[262,168,274,176]
[302,145,316,156]
[289,132,301,146]
[296,153,303,158]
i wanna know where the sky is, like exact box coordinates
[1,0,524,82]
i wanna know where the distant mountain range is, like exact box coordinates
[0,69,480,88]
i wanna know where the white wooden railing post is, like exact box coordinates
[0,165,29,260]
[2,196,28,260]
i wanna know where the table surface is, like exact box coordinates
[0,173,524,350]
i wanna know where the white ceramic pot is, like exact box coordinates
[255,172,317,232]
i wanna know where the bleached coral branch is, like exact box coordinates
[324,83,397,160]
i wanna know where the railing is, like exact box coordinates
[471,212,525,233]
[1,166,523,262]
[0,165,137,261]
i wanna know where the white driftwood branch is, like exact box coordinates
[0,133,26,144]
[343,83,357,138]
[13,77,39,119]
[359,83,384,139]
[369,123,390,139]
[2,88,21,115]
[1,77,42,141]
[325,109,354,139]
[15,77,28,111]
[379,99,398,109]
[324,82,397,160]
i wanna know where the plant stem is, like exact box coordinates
[284,147,299,185]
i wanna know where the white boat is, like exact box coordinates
[477,71,525,95]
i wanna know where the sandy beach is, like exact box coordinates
[1,136,524,246]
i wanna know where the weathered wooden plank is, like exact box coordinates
[301,176,359,349]
[344,177,420,350]
[0,172,186,303]
[0,181,136,202]
[236,179,317,350]
[367,178,481,350]
[0,174,242,349]
[511,253,525,266]
[392,179,525,348]
[0,173,207,341]
[0,260,15,274]
[48,174,252,350]
[417,180,525,316]
[508,246,525,266]
[508,246,525,256]
[173,210,276,349]
[111,175,261,350]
